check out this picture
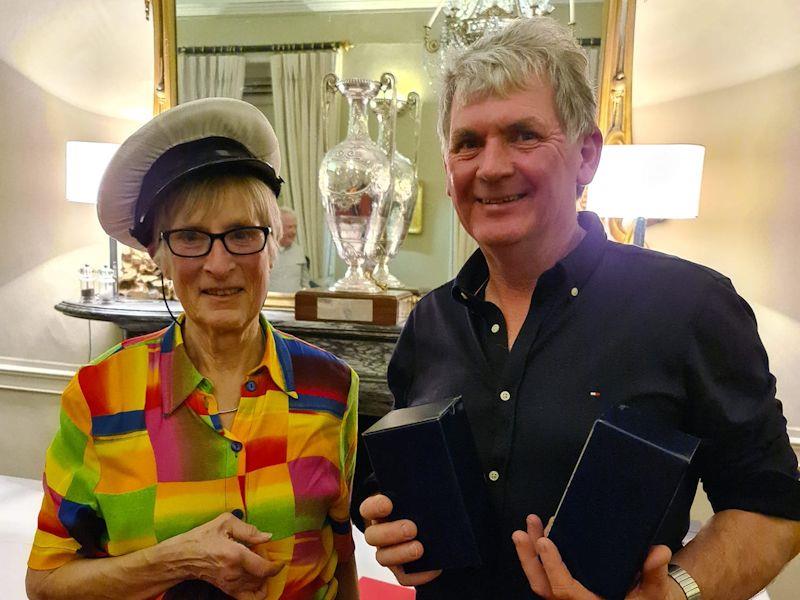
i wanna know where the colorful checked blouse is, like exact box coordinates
[28,315,358,600]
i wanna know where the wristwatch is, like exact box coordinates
[667,564,702,600]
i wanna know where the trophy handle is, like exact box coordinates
[321,73,339,152]
[406,91,422,178]
[379,73,398,168]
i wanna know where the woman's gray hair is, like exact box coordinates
[437,17,596,152]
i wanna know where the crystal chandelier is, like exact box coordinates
[424,1,558,55]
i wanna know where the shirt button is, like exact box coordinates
[500,390,511,402]
[231,509,244,519]
[490,323,500,334]
[245,380,257,392]
[230,441,243,453]
[488,470,500,482]
[570,287,579,297]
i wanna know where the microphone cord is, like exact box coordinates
[160,272,180,326]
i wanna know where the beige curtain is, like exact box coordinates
[450,211,478,277]
[270,50,341,282]
[178,53,246,102]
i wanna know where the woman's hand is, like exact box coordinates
[161,513,285,599]
[513,514,678,600]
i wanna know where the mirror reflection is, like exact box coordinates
[174,0,605,291]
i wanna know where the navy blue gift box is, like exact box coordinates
[548,405,700,600]
[362,396,491,573]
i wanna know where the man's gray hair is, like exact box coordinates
[279,206,297,218]
[437,17,596,151]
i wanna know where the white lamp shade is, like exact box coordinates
[66,141,119,204]
[586,144,705,219]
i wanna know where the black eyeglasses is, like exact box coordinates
[161,226,272,258]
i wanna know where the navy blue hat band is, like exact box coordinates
[129,136,282,247]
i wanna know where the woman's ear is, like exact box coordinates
[149,244,172,280]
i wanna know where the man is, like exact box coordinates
[357,17,800,600]
[269,206,309,292]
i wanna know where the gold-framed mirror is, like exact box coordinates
[146,0,634,293]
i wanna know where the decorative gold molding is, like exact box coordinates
[151,0,177,114]
[596,0,637,243]
[597,0,636,145]
[118,0,178,295]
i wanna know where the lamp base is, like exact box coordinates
[633,217,647,247]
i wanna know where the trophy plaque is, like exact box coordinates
[295,289,414,326]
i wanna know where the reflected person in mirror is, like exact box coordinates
[269,207,310,294]
[26,98,360,600]
[356,16,800,600]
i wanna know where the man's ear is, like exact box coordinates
[577,127,604,187]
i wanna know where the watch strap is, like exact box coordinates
[667,563,702,600]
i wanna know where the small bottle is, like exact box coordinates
[79,264,95,303]
[97,265,116,303]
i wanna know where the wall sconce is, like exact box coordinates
[66,141,121,296]
[586,144,705,246]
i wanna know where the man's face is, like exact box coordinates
[279,213,297,248]
[444,76,601,251]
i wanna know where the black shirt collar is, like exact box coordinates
[452,211,608,306]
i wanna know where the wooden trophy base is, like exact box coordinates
[294,289,415,326]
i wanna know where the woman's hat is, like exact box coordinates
[97,97,283,251]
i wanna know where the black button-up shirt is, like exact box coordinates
[373,211,800,599]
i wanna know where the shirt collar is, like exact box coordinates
[451,210,607,306]
[160,313,296,415]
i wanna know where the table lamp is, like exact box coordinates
[585,144,705,246]
[66,141,120,296]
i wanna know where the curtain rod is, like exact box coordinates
[178,37,596,55]
[178,41,351,54]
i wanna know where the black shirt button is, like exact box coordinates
[231,509,244,519]
[231,441,243,453]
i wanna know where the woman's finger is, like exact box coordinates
[237,545,284,578]
[227,517,273,546]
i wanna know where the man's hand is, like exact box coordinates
[164,513,285,600]
[360,494,442,587]
[512,514,681,600]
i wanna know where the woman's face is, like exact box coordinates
[159,192,271,336]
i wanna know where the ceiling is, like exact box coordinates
[175,0,593,17]
[0,0,152,123]
[633,0,800,107]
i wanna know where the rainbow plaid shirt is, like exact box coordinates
[28,315,359,600]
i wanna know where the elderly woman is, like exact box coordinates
[26,98,359,600]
